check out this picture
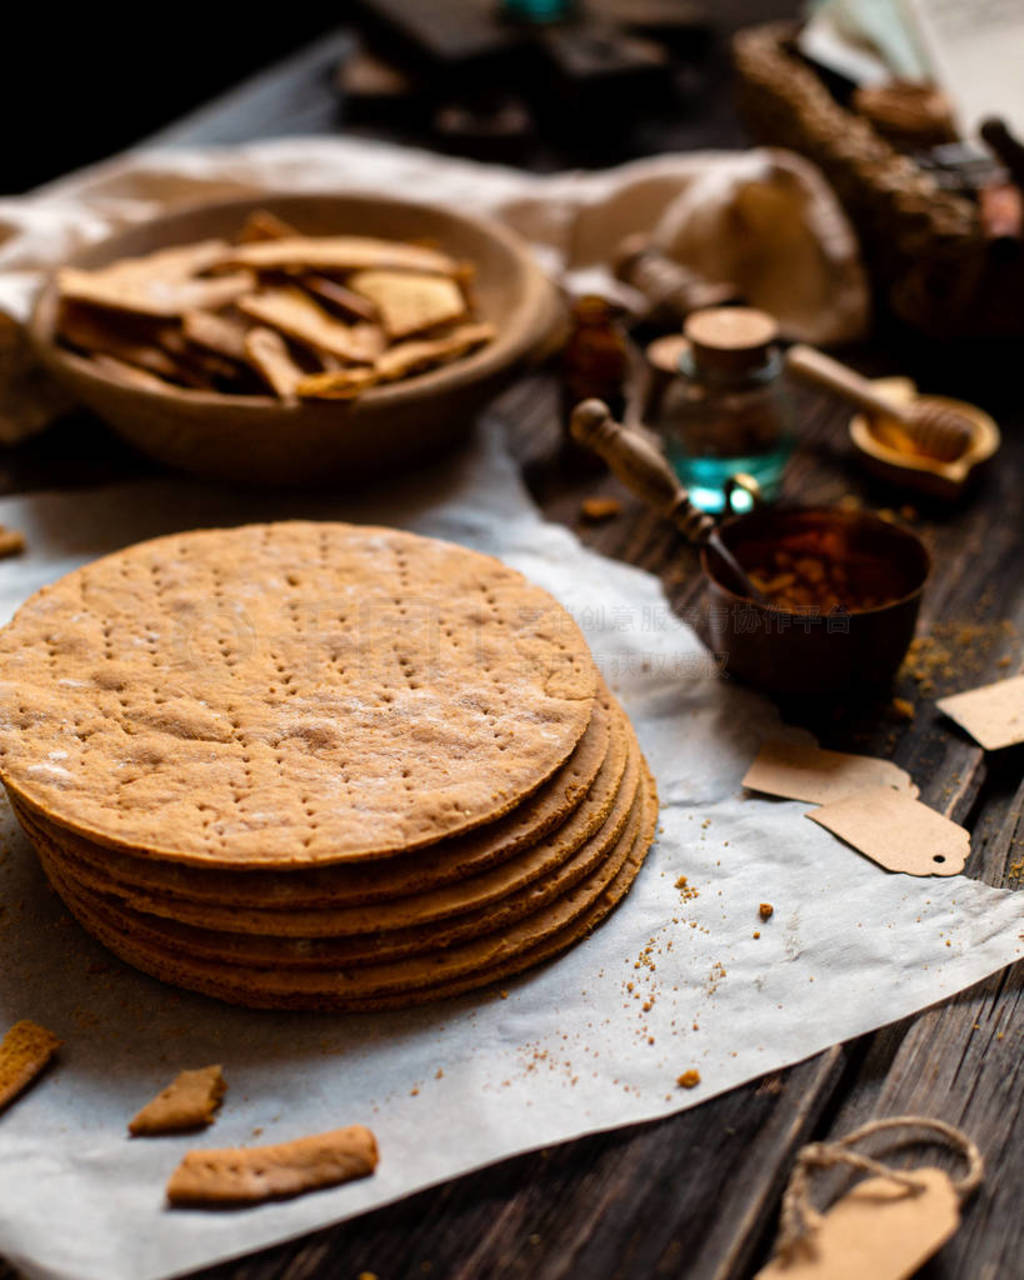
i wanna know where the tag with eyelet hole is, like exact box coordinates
[744,739,919,806]
[755,1167,960,1280]
[807,787,969,876]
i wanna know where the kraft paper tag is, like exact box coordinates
[937,674,1024,751]
[755,1167,960,1280]
[807,787,969,876]
[744,740,919,806]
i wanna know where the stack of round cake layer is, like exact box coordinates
[0,522,657,1011]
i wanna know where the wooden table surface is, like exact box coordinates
[3,13,1024,1280]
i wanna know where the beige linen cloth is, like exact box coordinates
[0,134,868,444]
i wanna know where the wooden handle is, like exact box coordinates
[570,400,713,545]
[570,399,766,601]
[786,345,912,425]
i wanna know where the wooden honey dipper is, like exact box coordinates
[570,399,767,603]
[786,344,972,463]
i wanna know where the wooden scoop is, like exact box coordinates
[786,344,972,463]
[570,399,767,602]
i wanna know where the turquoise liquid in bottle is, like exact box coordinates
[654,309,794,513]
[501,0,575,21]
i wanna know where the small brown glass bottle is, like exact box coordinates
[561,295,630,467]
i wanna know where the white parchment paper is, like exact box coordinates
[0,421,1021,1280]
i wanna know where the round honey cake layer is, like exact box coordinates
[339,794,657,1014]
[0,521,597,866]
[43,762,659,1011]
[12,690,616,909]
[20,699,631,938]
[33,735,640,969]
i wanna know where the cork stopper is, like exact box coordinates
[684,307,778,378]
[645,333,691,377]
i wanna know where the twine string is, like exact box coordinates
[776,1115,984,1261]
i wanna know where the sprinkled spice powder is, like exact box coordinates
[902,620,1017,694]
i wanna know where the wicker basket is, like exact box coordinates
[733,22,1024,341]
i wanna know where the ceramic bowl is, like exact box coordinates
[30,192,559,486]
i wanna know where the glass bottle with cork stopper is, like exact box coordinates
[652,306,794,513]
[561,294,631,469]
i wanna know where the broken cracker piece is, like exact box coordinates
[348,270,466,340]
[235,209,301,245]
[298,274,380,323]
[375,322,495,381]
[166,1124,378,1206]
[90,354,177,392]
[182,309,251,363]
[244,327,305,401]
[0,1020,61,1114]
[295,367,381,401]
[223,235,457,277]
[239,288,384,364]
[58,303,185,381]
[0,526,26,558]
[64,240,229,287]
[59,267,256,320]
[580,496,623,523]
[156,327,241,388]
[129,1064,226,1136]
[57,240,253,318]
[676,1069,701,1089]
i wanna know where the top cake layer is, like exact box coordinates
[0,521,596,867]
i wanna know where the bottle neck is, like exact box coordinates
[679,346,782,389]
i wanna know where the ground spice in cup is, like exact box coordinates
[742,528,904,613]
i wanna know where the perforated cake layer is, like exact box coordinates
[40,754,659,1010]
[15,701,629,937]
[7,691,614,909]
[0,522,596,865]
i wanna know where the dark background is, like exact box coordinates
[2,9,340,193]
[2,1,794,194]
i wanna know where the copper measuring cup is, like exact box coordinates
[571,400,930,695]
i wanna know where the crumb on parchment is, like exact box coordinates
[580,496,623,523]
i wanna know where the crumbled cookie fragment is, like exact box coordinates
[0,1020,61,1113]
[759,903,774,921]
[676,875,699,902]
[580,496,623,523]
[129,1064,226,1136]
[0,526,26,559]
[676,1069,701,1089]
[166,1124,378,1206]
